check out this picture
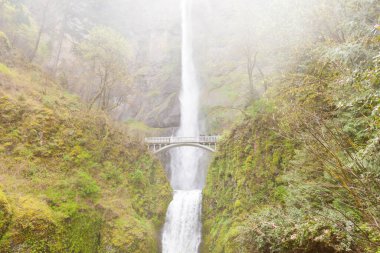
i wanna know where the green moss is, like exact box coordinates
[101,216,158,253]
[0,197,57,253]
[0,59,171,252]
[125,119,151,131]
[62,211,102,253]
[76,171,101,199]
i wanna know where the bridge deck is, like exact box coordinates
[145,136,219,144]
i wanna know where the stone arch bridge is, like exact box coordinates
[144,136,220,154]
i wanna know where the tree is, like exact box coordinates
[76,26,132,111]
[244,43,258,100]
[28,0,50,61]
[0,0,36,50]
[26,0,97,64]
[49,0,100,73]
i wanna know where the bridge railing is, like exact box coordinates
[144,137,171,144]
[198,136,220,143]
[144,136,220,144]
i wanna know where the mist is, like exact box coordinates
[1,0,352,133]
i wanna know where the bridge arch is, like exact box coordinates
[153,143,216,154]
[144,136,220,155]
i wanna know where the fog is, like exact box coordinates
[1,0,375,131]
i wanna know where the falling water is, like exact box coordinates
[161,0,204,252]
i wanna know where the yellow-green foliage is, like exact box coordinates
[0,197,57,253]
[0,3,38,55]
[0,62,171,252]
[0,63,14,76]
[102,216,157,252]
[0,189,12,239]
[202,28,380,253]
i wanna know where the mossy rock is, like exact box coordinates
[61,210,103,253]
[0,197,57,253]
[100,216,158,253]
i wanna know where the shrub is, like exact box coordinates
[76,172,100,199]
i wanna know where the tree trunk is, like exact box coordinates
[257,66,268,92]
[246,48,258,99]
[89,70,108,111]
[52,26,65,73]
[29,0,51,62]
[52,2,70,73]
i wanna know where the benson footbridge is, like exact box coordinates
[144,136,220,154]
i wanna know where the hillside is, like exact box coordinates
[0,54,171,252]
[202,21,380,253]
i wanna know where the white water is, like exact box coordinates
[162,190,202,253]
[162,0,204,252]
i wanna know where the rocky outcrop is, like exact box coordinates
[115,59,181,129]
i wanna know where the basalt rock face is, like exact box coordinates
[113,26,182,129]
[117,65,181,129]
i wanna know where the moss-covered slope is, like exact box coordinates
[202,29,380,253]
[0,60,171,252]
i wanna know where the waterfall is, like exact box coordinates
[162,0,204,252]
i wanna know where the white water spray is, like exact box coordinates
[162,0,204,252]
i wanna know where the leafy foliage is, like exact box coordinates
[76,26,132,111]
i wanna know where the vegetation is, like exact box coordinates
[76,26,132,111]
[202,3,380,252]
[0,54,171,251]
